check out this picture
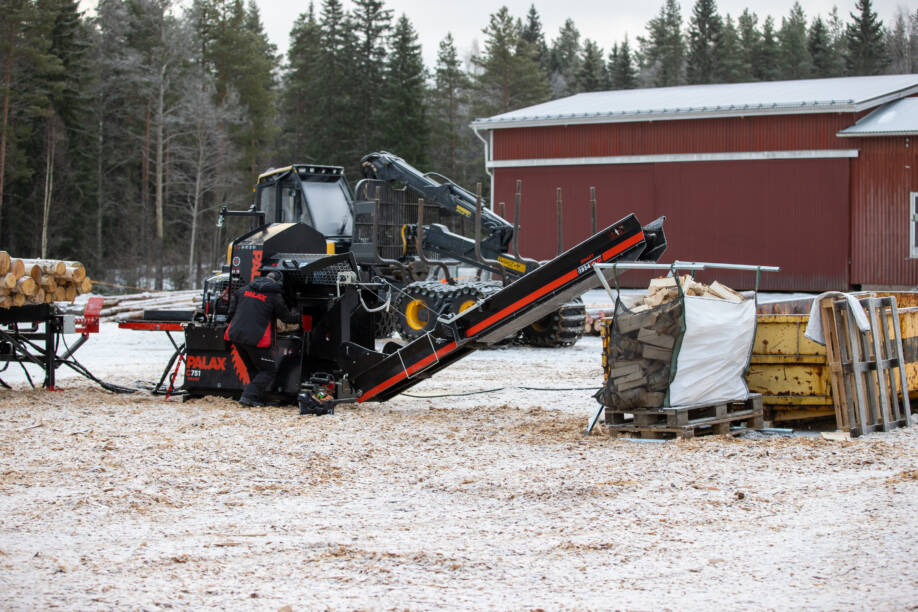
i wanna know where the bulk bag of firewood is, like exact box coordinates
[596,277,756,409]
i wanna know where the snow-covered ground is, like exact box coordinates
[1,319,917,610]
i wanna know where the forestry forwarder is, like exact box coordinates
[244,152,593,347]
[174,205,666,413]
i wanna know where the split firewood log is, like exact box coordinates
[0,251,9,276]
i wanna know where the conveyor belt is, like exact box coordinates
[343,214,663,402]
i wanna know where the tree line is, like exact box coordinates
[0,0,915,290]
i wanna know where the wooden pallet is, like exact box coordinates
[602,394,764,439]
[820,296,913,437]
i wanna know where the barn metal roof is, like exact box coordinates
[471,75,918,129]
[837,98,918,137]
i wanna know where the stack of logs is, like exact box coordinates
[98,290,200,321]
[0,251,93,309]
[602,298,682,410]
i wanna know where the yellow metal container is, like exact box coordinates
[748,292,918,423]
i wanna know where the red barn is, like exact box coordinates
[470,75,918,290]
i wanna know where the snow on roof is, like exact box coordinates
[471,75,918,130]
[837,97,918,137]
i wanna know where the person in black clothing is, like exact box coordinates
[225,270,300,407]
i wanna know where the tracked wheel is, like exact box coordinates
[520,297,586,347]
[395,281,445,340]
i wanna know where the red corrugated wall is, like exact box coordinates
[487,110,918,289]
[493,159,850,291]
[492,113,861,160]
[849,136,918,287]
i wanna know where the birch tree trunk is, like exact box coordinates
[40,120,56,258]
[154,62,168,290]
[188,119,205,288]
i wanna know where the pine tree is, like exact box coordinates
[846,0,888,75]
[350,0,391,154]
[549,18,581,96]
[609,36,638,89]
[778,2,812,79]
[686,0,723,84]
[757,16,781,80]
[381,14,427,166]
[473,6,549,117]
[809,16,845,77]
[638,0,685,87]
[575,39,607,92]
[737,9,760,82]
[716,15,746,83]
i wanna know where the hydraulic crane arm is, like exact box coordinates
[360,151,515,254]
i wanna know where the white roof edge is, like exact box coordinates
[486,150,860,168]
[837,130,918,138]
[470,103,858,130]
[852,84,918,112]
[470,80,918,131]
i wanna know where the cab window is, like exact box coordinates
[259,183,277,223]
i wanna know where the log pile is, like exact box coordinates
[99,290,200,321]
[0,251,93,309]
[634,275,744,310]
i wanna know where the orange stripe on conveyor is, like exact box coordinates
[465,231,645,338]
[357,341,458,402]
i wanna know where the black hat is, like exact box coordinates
[266,270,282,282]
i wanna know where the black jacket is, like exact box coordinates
[225,276,299,348]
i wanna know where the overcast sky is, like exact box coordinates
[253,0,915,67]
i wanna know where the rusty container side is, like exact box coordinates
[747,314,835,422]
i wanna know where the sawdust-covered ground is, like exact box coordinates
[1,325,917,610]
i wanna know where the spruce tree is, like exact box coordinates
[315,0,353,165]
[846,0,888,75]
[381,14,427,166]
[520,5,549,74]
[427,33,471,181]
[237,1,277,176]
[549,19,582,96]
[716,15,746,83]
[280,3,322,163]
[575,39,607,92]
[686,0,723,84]
[757,16,781,80]
[350,0,392,153]
[737,9,761,82]
[609,36,638,89]
[809,16,845,77]
[638,0,685,87]
[778,2,812,79]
